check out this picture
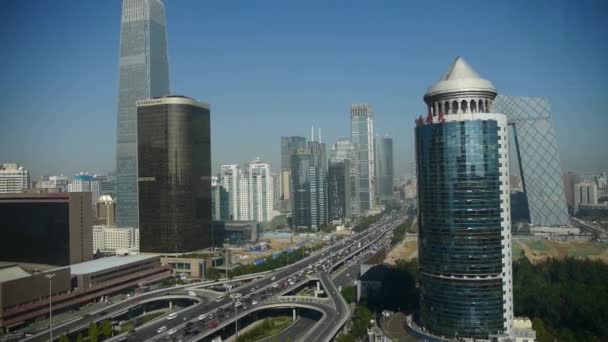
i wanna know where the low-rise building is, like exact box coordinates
[92,226,138,253]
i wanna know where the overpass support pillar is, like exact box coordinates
[169,301,173,310]
[293,307,297,320]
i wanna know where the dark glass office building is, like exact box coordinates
[0,193,93,266]
[416,57,513,339]
[375,136,394,202]
[291,140,327,229]
[137,96,212,253]
[328,159,351,223]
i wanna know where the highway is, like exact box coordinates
[30,212,403,342]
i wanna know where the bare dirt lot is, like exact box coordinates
[384,236,608,264]
[231,237,316,264]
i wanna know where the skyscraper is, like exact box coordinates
[211,176,230,222]
[574,182,598,209]
[116,0,170,228]
[332,138,359,217]
[68,173,101,207]
[280,136,307,212]
[415,57,513,339]
[137,96,211,253]
[328,158,351,223]
[494,96,569,226]
[375,135,394,203]
[351,104,375,213]
[291,140,327,229]
[248,159,274,222]
[220,164,242,221]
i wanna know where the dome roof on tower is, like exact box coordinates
[425,57,496,98]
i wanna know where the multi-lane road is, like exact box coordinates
[25,213,404,342]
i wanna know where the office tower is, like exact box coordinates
[375,135,394,203]
[291,140,327,229]
[248,159,274,222]
[211,180,230,222]
[351,104,375,213]
[36,175,69,192]
[562,171,580,209]
[280,136,307,212]
[328,158,351,223]
[0,192,93,266]
[96,195,116,226]
[332,138,360,218]
[272,170,281,210]
[494,96,569,226]
[574,182,598,209]
[137,96,211,253]
[116,0,170,229]
[95,173,117,199]
[0,164,30,193]
[415,57,513,339]
[220,164,242,220]
[239,171,250,220]
[68,173,101,207]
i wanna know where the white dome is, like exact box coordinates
[98,195,114,204]
[425,57,496,98]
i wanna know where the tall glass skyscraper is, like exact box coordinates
[494,96,569,226]
[291,140,327,229]
[116,0,170,228]
[332,138,359,217]
[374,135,394,203]
[415,57,513,339]
[280,136,307,212]
[351,104,375,213]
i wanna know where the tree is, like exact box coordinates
[58,336,70,342]
[101,320,113,338]
[76,333,84,342]
[88,322,99,342]
[341,286,357,304]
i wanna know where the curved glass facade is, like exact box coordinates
[416,119,504,338]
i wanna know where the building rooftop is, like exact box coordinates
[0,265,31,283]
[68,255,157,275]
[360,264,391,282]
[425,56,496,98]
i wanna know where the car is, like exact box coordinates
[215,296,225,302]
[198,314,207,321]
[188,291,197,296]
[251,300,258,305]
[207,321,218,329]
[157,326,168,333]
[167,312,178,320]
[235,301,242,307]
[167,328,177,335]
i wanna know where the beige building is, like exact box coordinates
[0,164,30,193]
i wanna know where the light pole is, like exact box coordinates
[45,273,56,342]
[229,292,242,341]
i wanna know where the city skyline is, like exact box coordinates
[2,1,608,180]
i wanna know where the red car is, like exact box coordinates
[207,321,218,329]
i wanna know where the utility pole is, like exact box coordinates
[45,273,56,342]
[230,293,242,341]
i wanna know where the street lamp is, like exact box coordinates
[45,273,56,342]
[229,292,242,341]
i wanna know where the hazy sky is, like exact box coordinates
[1,0,607,180]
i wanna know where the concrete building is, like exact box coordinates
[68,173,101,207]
[375,135,394,203]
[0,164,30,193]
[35,175,69,193]
[415,57,513,339]
[224,221,259,244]
[332,138,359,217]
[92,226,138,252]
[0,192,93,266]
[220,164,242,221]
[247,159,274,222]
[494,95,569,226]
[280,136,307,212]
[96,195,116,226]
[116,0,171,229]
[351,104,376,213]
[137,96,212,253]
[211,181,230,222]
[574,182,598,209]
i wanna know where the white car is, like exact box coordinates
[198,314,207,321]
[167,328,177,335]
[157,326,168,333]
[167,312,178,320]
[188,291,197,296]
[251,300,258,305]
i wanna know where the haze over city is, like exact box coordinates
[1,0,607,179]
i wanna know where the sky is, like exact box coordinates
[1,0,607,180]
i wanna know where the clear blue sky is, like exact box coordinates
[1,0,607,180]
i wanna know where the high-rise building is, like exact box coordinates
[574,182,598,209]
[351,104,375,213]
[116,0,170,228]
[95,173,117,199]
[494,95,569,226]
[96,195,116,227]
[0,164,30,193]
[0,192,93,266]
[280,136,307,212]
[137,96,211,253]
[415,57,513,339]
[562,171,580,210]
[68,173,101,207]
[36,175,69,192]
[375,135,394,203]
[211,177,230,222]
[248,159,274,222]
[328,158,351,223]
[291,140,327,229]
[332,138,359,217]
[220,164,242,221]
